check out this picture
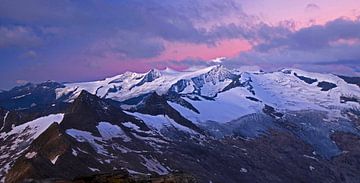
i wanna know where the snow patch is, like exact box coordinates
[169,87,261,123]
[127,169,145,175]
[72,148,78,156]
[66,129,108,155]
[88,167,100,172]
[25,151,37,159]
[240,168,248,173]
[126,112,196,134]
[0,111,9,131]
[309,165,315,171]
[123,122,140,131]
[96,122,131,142]
[51,155,60,164]
[303,154,319,161]
[140,155,169,175]
[12,93,31,99]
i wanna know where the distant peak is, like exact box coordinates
[209,64,228,73]
[146,68,162,78]
[148,68,160,73]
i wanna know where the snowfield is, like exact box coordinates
[54,65,360,124]
[126,112,198,134]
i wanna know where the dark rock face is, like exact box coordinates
[294,73,318,84]
[338,75,360,87]
[245,96,260,102]
[165,92,200,114]
[330,132,360,182]
[61,90,148,134]
[5,123,72,183]
[118,93,151,106]
[221,76,242,93]
[21,171,197,183]
[262,104,284,118]
[317,81,337,91]
[340,96,359,104]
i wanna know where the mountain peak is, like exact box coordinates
[144,68,162,81]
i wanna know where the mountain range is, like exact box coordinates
[0,65,360,183]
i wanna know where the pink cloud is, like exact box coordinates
[157,39,252,61]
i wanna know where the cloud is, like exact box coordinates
[255,18,360,52]
[226,18,360,75]
[16,79,29,84]
[0,0,254,59]
[305,3,320,12]
[0,26,42,48]
[86,31,165,59]
[19,50,38,59]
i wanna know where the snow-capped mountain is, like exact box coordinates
[0,65,360,183]
[56,65,236,102]
[55,65,359,122]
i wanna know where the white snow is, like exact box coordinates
[88,167,100,172]
[0,163,10,182]
[0,113,64,139]
[169,87,261,123]
[76,147,89,154]
[72,148,78,156]
[131,132,168,144]
[123,122,140,131]
[96,122,131,142]
[303,154,319,161]
[66,122,132,156]
[25,151,37,159]
[56,65,220,102]
[54,65,360,123]
[127,169,145,175]
[126,112,197,134]
[0,111,9,131]
[66,129,108,155]
[12,93,31,99]
[244,69,360,118]
[122,122,152,134]
[50,155,60,164]
[140,155,169,175]
[309,165,315,171]
[240,168,248,173]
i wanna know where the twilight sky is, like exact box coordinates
[1,0,360,89]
